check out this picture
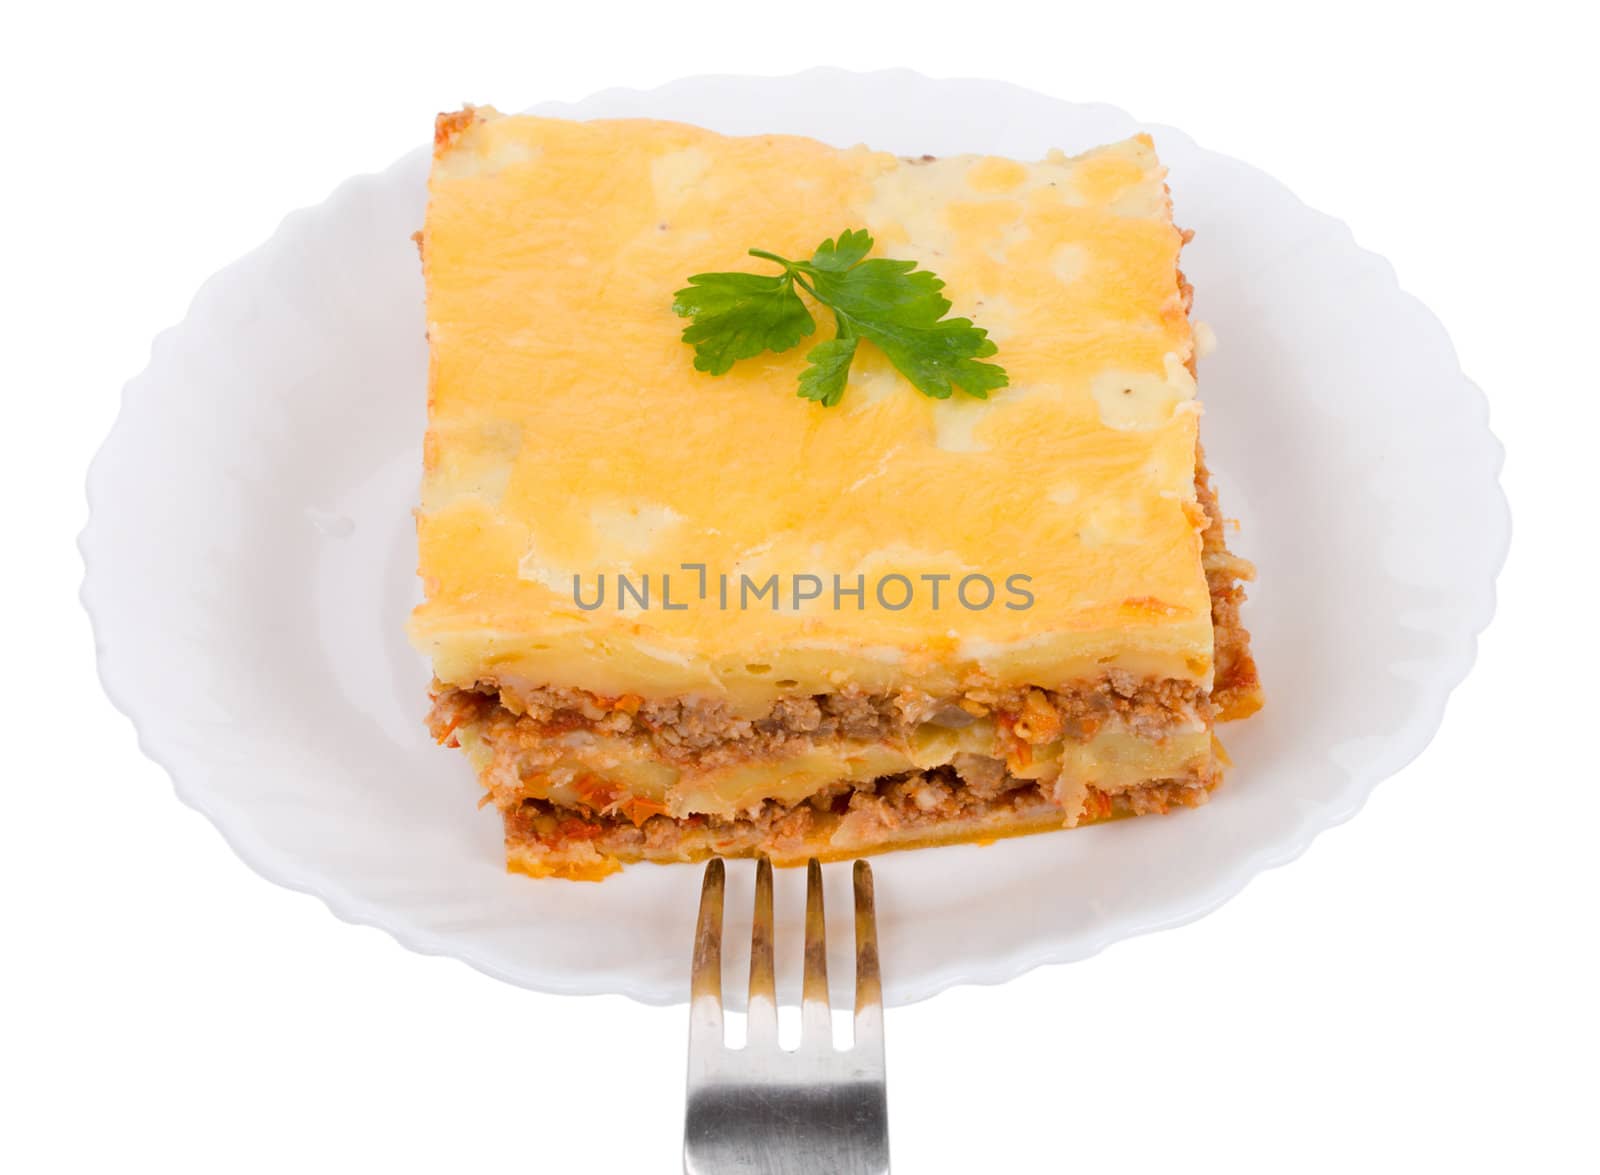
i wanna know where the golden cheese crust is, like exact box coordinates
[409,108,1214,714]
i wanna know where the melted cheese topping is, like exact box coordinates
[411,110,1210,712]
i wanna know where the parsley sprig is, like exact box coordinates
[672,229,1008,407]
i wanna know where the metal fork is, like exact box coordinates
[684,857,889,1175]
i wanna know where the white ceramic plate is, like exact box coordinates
[82,69,1508,1007]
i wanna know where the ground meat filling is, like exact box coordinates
[1194,446,1262,720]
[428,674,1219,827]
[505,763,1213,866]
[428,673,1212,771]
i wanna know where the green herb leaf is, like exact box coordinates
[671,271,815,375]
[806,261,1007,401]
[671,230,1008,405]
[809,228,874,273]
[796,330,859,408]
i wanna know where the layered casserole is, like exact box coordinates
[410,107,1261,879]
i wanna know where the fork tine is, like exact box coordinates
[689,858,725,1051]
[853,859,885,1062]
[686,858,890,1175]
[746,856,778,1048]
[801,857,832,1047]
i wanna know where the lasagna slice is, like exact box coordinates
[410,107,1261,880]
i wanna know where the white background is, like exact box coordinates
[5,2,1596,1171]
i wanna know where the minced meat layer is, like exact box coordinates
[429,672,1211,773]
[502,764,1214,876]
[1194,445,1262,719]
